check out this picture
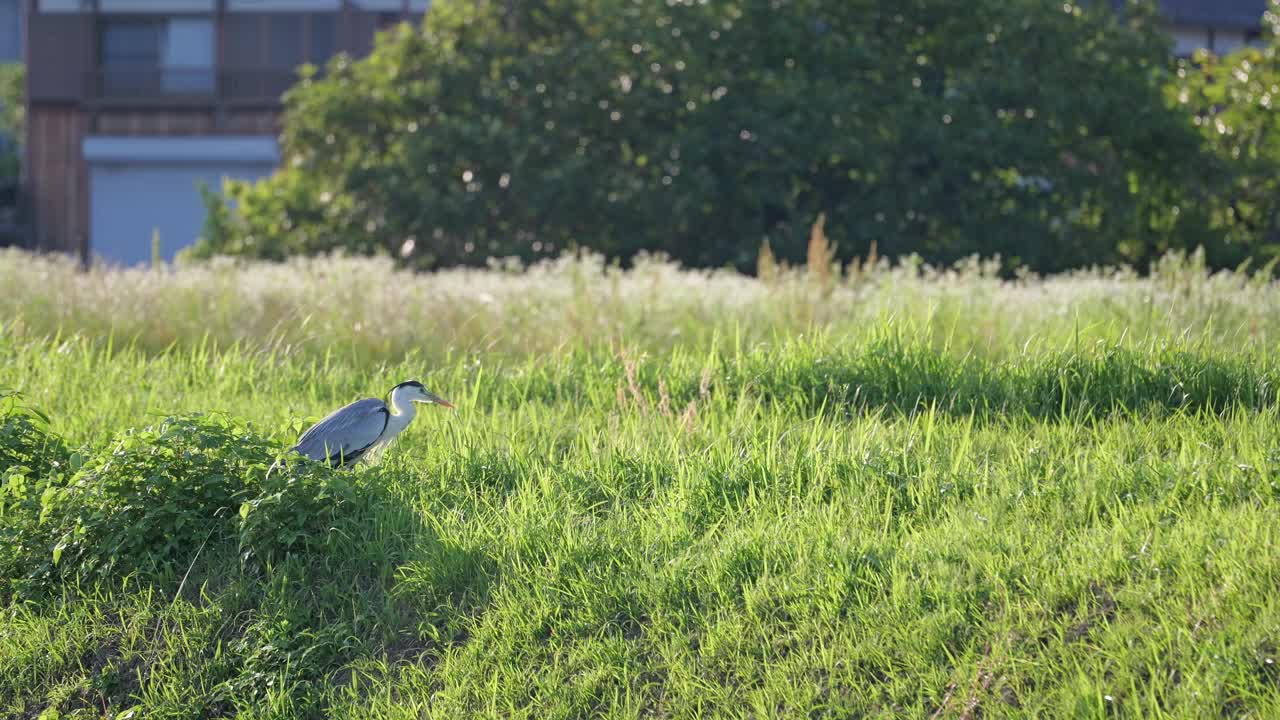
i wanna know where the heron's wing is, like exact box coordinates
[292,397,390,466]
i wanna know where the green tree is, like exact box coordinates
[196,0,1211,273]
[1171,0,1280,268]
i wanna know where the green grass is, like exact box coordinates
[2,250,1280,718]
[3,246,1280,365]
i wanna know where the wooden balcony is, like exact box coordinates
[83,67,302,110]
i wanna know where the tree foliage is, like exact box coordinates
[195,0,1224,273]
[1170,0,1280,268]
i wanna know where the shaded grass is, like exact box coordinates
[2,328,1279,718]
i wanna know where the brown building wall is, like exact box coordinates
[27,105,89,257]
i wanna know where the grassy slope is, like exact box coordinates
[2,334,1278,718]
[1,249,1279,718]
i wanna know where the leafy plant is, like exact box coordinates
[0,391,72,599]
[238,460,379,568]
[35,414,276,585]
[0,389,69,480]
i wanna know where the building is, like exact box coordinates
[1159,0,1268,56]
[23,0,425,265]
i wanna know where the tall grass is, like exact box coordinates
[3,246,1278,364]
[2,246,1279,718]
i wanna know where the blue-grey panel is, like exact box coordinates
[83,135,281,165]
[1158,0,1266,29]
[89,163,274,266]
[0,0,20,61]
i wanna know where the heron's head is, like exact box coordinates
[391,380,455,409]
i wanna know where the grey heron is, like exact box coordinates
[291,380,454,467]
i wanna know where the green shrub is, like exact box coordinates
[35,414,276,585]
[0,390,69,480]
[3,406,400,595]
[0,391,71,598]
[238,460,381,568]
[0,405,419,713]
[194,0,1210,274]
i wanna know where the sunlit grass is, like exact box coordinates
[3,246,1279,364]
[2,250,1279,718]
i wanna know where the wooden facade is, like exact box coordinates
[23,0,421,258]
[26,105,89,258]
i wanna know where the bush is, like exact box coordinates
[2,408,400,595]
[0,392,71,598]
[193,0,1212,275]
[0,390,68,480]
[238,460,385,568]
[33,414,276,586]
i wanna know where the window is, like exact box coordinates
[100,19,163,94]
[102,20,162,66]
[267,14,303,68]
[220,12,337,100]
[0,0,21,60]
[266,14,336,68]
[100,17,214,96]
[162,18,215,93]
[308,14,335,66]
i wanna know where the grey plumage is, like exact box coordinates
[288,380,454,469]
[292,397,390,467]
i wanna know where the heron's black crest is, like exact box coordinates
[391,380,425,391]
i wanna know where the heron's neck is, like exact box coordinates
[388,390,419,420]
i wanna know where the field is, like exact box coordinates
[2,247,1279,718]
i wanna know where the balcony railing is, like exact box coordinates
[84,67,302,108]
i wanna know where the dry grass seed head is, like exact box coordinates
[657,380,672,418]
[680,400,698,433]
[807,212,837,290]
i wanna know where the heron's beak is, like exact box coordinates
[426,392,455,410]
